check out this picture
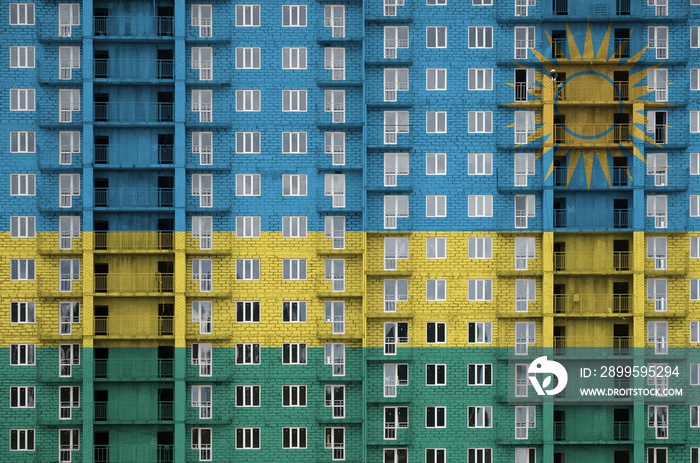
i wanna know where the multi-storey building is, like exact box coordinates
[1,0,700,462]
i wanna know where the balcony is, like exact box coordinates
[93,232,174,253]
[94,144,173,169]
[94,188,174,210]
[94,58,173,82]
[613,336,631,356]
[94,102,174,125]
[93,16,174,39]
[553,420,632,443]
[94,445,173,463]
[554,82,630,104]
[94,316,174,338]
[554,124,632,147]
[553,293,632,315]
[94,274,174,295]
[553,208,631,230]
[95,400,173,423]
[644,170,690,192]
[94,358,174,381]
[553,166,631,189]
[553,336,633,358]
[553,252,631,273]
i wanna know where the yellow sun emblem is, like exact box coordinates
[507,23,666,188]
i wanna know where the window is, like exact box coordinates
[648,405,669,438]
[514,152,536,186]
[468,153,493,175]
[428,0,447,4]
[427,68,447,90]
[426,111,447,133]
[192,385,212,419]
[58,429,79,462]
[10,216,35,238]
[385,26,409,58]
[648,69,668,102]
[282,90,307,112]
[58,46,79,80]
[192,259,213,292]
[426,153,446,175]
[426,449,446,463]
[235,132,259,155]
[384,195,409,229]
[648,26,668,59]
[648,321,668,354]
[282,216,307,238]
[59,216,79,250]
[648,195,668,229]
[384,110,409,144]
[236,259,260,280]
[325,132,346,165]
[514,111,536,144]
[58,301,79,335]
[59,131,80,165]
[426,26,447,48]
[282,385,307,406]
[236,301,260,323]
[648,278,668,312]
[282,259,307,280]
[324,5,345,38]
[692,363,700,385]
[10,174,35,196]
[191,4,212,37]
[647,237,667,270]
[514,195,536,229]
[693,113,700,134]
[192,216,213,250]
[58,386,80,420]
[426,195,447,217]
[283,47,307,70]
[325,343,345,376]
[426,237,446,259]
[192,47,213,80]
[384,279,408,312]
[58,3,80,37]
[426,406,446,428]
[468,364,492,386]
[647,110,668,144]
[59,343,79,377]
[693,279,700,301]
[468,195,493,217]
[283,301,307,322]
[647,151,668,187]
[192,428,212,461]
[468,68,492,91]
[515,322,536,355]
[647,448,667,463]
[282,427,307,449]
[9,46,34,68]
[468,26,493,48]
[515,364,529,397]
[10,344,35,365]
[691,406,700,427]
[469,237,493,259]
[236,343,260,364]
[235,427,261,449]
[282,343,307,364]
[384,153,409,186]
[59,259,80,292]
[10,259,35,280]
[516,279,536,312]
[282,5,306,27]
[236,4,260,26]
[9,131,35,154]
[515,406,536,439]
[236,90,261,111]
[235,174,261,196]
[10,301,35,324]
[514,26,535,59]
[468,322,492,344]
[235,47,260,70]
[10,386,34,408]
[192,343,212,376]
[384,363,408,396]
[469,279,492,301]
[324,47,345,80]
[192,90,212,122]
[325,90,345,123]
[282,132,307,154]
[325,385,345,418]
[384,237,409,270]
[426,322,446,343]
[324,427,345,461]
[515,449,537,463]
[324,216,346,250]
[9,3,35,25]
[384,406,409,439]
[693,69,700,91]
[384,68,409,101]
[59,174,80,208]
[9,429,34,451]
[692,321,700,343]
[58,89,79,123]
[10,89,35,111]
[235,216,261,238]
[468,111,492,133]
[426,364,446,386]
[325,261,346,293]
[324,174,346,208]
[282,174,308,196]
[468,406,492,428]
[694,26,700,48]
[473,0,492,4]
[384,450,409,463]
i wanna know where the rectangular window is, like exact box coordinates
[426,153,446,175]
[235,4,260,26]
[282,343,307,364]
[384,153,410,188]
[514,111,536,144]
[192,216,213,250]
[426,364,446,386]
[10,173,36,195]
[235,90,261,112]
[236,343,260,364]
[384,68,409,101]
[282,5,306,27]
[467,406,492,428]
[384,279,408,312]
[515,279,536,312]
[59,174,80,208]
[648,405,669,438]
[10,216,35,238]
[426,322,446,343]
[692,321,700,343]
[384,195,409,229]
[514,152,536,186]
[282,174,308,196]
[426,279,446,301]
[427,449,447,463]
[647,448,667,463]
[192,47,213,80]
[694,26,700,48]
[427,68,447,90]
[191,174,213,208]
[59,216,79,250]
[9,131,35,154]
[235,132,259,155]
[324,5,345,38]
[384,26,409,59]
[324,174,346,208]
[282,427,307,449]
[283,301,307,322]
[468,68,493,90]
[426,406,446,428]
[10,386,34,408]
[58,3,80,37]
[514,195,536,229]
[693,113,700,136]
[283,47,307,70]
[282,259,307,280]
[648,69,668,102]
[325,343,345,376]
[647,195,668,229]
[468,153,493,175]
[192,90,212,122]
[325,385,344,418]
[426,26,447,48]
[9,46,34,68]
[324,427,345,460]
[10,259,35,280]
[468,237,493,259]
[282,216,307,238]
[648,321,669,354]
[468,363,492,386]
[426,237,446,259]
[647,278,668,312]
[59,259,80,292]
[468,195,493,217]
[59,301,79,335]
[325,132,346,166]
[692,363,700,385]
[192,259,213,292]
[235,47,260,70]
[58,89,79,123]
[191,427,212,461]
[468,26,493,48]
[648,26,668,59]
[282,132,307,154]
[59,343,79,377]
[325,90,345,123]
[647,236,667,270]
[514,237,535,270]
[192,385,212,419]
[235,174,261,196]
[515,322,536,355]
[236,301,260,323]
[384,406,409,439]
[515,406,536,439]
[516,364,529,397]
[10,301,35,324]
[325,261,345,293]
[468,279,493,301]
[325,216,345,250]
[10,89,35,111]
[468,111,493,133]
[426,111,447,133]
[59,131,80,165]
[10,344,35,365]
[282,90,307,112]
[235,216,261,238]
[192,342,212,375]
[691,406,700,427]
[191,4,212,37]
[468,322,492,343]
[58,46,79,80]
[58,386,80,420]
[236,259,260,280]
[324,47,345,80]
[282,385,307,406]
[384,363,408,396]
[9,429,34,451]
[9,3,35,25]
[426,195,447,217]
[514,26,535,59]
[384,110,409,144]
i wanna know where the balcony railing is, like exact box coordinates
[553,166,630,189]
[94,358,174,380]
[94,316,174,337]
[94,188,174,209]
[553,293,632,315]
[554,124,630,145]
[94,58,174,80]
[614,421,631,440]
[554,422,566,440]
[93,16,174,38]
[94,445,174,463]
[552,252,631,273]
[95,401,173,422]
[93,232,174,252]
[94,102,174,124]
[613,336,631,356]
[95,144,173,166]
[94,274,174,294]
[555,82,629,102]
[553,208,631,230]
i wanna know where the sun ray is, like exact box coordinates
[595,24,612,62]
[596,150,612,187]
[567,151,582,186]
[565,24,582,60]
[582,23,595,61]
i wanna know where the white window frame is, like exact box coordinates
[282,5,307,27]
[468,363,492,386]
[235,132,259,155]
[10,259,35,280]
[648,321,669,355]
[59,131,80,165]
[647,278,668,313]
[282,385,307,407]
[324,174,346,208]
[282,174,308,196]
[9,3,35,25]
[648,405,669,439]
[236,301,260,323]
[191,4,213,37]
[235,4,260,27]
[324,5,345,38]
[468,237,493,259]
[59,216,79,250]
[235,427,261,449]
[192,46,213,80]
[426,406,446,428]
[192,302,213,335]
[282,343,307,364]
[282,132,307,154]
[468,26,493,48]
[235,174,261,196]
[427,68,447,90]
[324,301,345,333]
[515,237,536,270]
[467,406,492,428]
[324,90,345,123]
[283,47,307,70]
[514,195,536,229]
[10,216,35,238]
[58,4,80,38]
[235,259,260,280]
[426,237,446,259]
[10,301,35,324]
[515,406,536,439]
[384,237,409,270]
[324,47,344,79]
[58,46,79,80]
[514,26,535,59]
[10,344,35,365]
[384,279,408,312]
[192,259,213,292]
[468,322,492,344]
[515,322,536,355]
[9,429,34,451]
[468,111,493,133]
[325,343,345,376]
[384,363,408,397]
[9,131,35,154]
[235,90,261,112]
[325,216,346,250]
[426,195,447,217]
[192,385,212,419]
[58,343,79,377]
[282,216,307,238]
[235,216,261,238]
[468,195,493,217]
[648,26,668,59]
[235,47,260,70]
[59,174,80,208]
[325,132,346,166]
[324,261,346,293]
[647,195,668,229]
[647,236,667,270]
[192,174,213,208]
[426,111,447,133]
[282,301,307,323]
[426,26,447,48]
[10,386,35,408]
[282,258,307,280]
[58,89,79,123]
[192,89,212,122]
[468,68,493,91]
[468,153,493,175]
[10,89,35,111]
[9,46,35,69]
[384,195,409,229]
[426,279,447,301]
[648,69,668,102]
[426,152,446,175]
[515,279,536,313]
[191,427,212,461]
[325,385,344,418]
[468,279,493,301]
[384,26,409,59]
[282,90,307,112]
[59,259,80,293]
[384,68,409,102]
[235,343,260,365]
